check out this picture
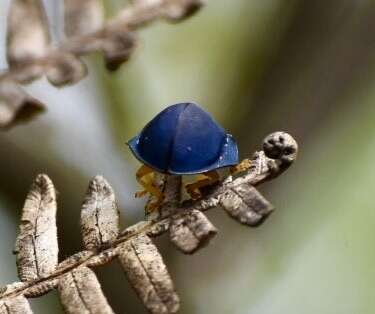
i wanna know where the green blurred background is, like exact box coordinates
[1,0,375,313]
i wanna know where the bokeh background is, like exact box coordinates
[1,0,375,313]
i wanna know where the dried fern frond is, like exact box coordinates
[0,0,205,129]
[0,132,298,314]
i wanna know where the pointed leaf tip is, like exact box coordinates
[81,175,120,250]
[15,174,58,281]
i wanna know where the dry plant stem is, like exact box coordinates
[0,132,297,303]
[0,0,203,83]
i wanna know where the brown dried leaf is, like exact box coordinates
[7,64,45,84]
[127,0,203,22]
[81,176,120,251]
[58,266,114,314]
[118,234,179,314]
[46,54,87,87]
[162,0,204,21]
[6,0,50,68]
[220,184,274,227]
[65,29,137,72]
[0,296,33,314]
[170,209,217,254]
[0,80,45,129]
[101,31,137,71]
[14,174,58,281]
[64,0,104,37]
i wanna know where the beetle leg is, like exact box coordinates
[230,158,252,175]
[185,170,220,200]
[135,165,164,212]
[135,164,154,197]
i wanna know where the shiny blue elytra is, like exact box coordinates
[127,102,239,175]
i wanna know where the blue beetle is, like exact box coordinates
[127,102,251,211]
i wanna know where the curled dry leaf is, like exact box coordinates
[6,0,50,70]
[64,0,104,37]
[263,131,298,172]
[46,53,87,87]
[0,80,44,129]
[162,0,204,21]
[6,0,88,88]
[0,296,33,314]
[81,176,120,251]
[62,0,102,82]
[170,209,217,254]
[14,174,58,281]
[220,184,274,227]
[124,0,203,24]
[101,31,137,71]
[118,234,180,314]
[58,267,114,314]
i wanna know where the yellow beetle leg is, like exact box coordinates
[230,159,252,175]
[185,170,220,200]
[135,165,164,212]
[135,165,154,197]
